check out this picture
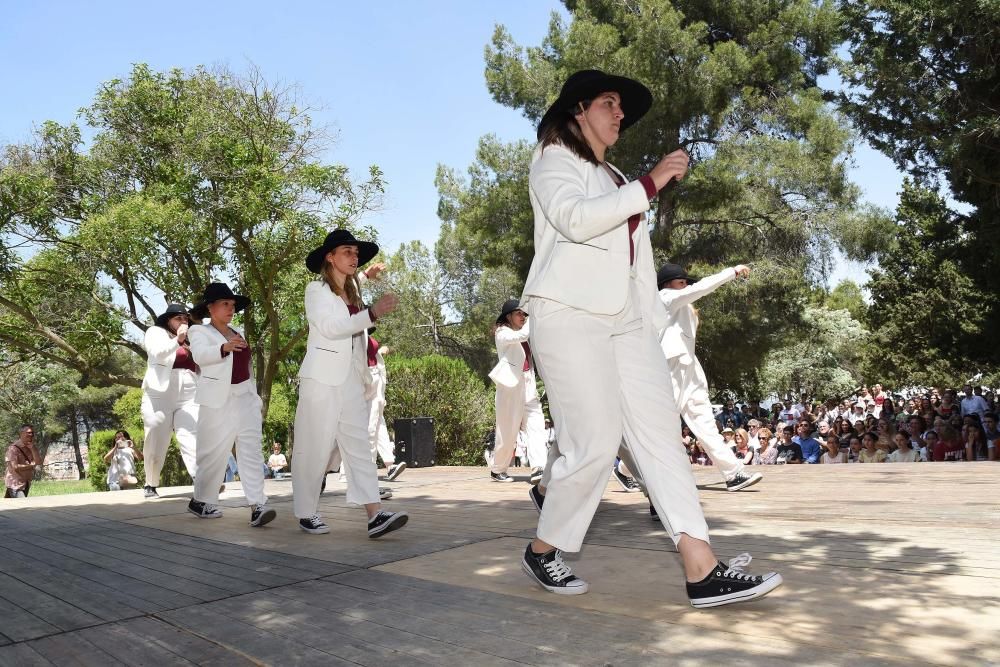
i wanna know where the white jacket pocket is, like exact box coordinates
[489,360,520,388]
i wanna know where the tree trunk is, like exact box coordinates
[70,406,86,479]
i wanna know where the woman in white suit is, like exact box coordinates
[367,330,405,481]
[293,229,408,538]
[187,283,275,528]
[140,303,199,498]
[657,263,762,492]
[489,299,547,483]
[518,69,781,608]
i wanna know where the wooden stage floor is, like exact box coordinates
[0,463,997,666]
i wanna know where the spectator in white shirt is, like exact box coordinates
[960,384,990,419]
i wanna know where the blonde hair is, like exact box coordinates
[321,262,363,308]
[757,428,773,451]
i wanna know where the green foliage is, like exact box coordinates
[25,479,93,496]
[384,355,494,466]
[436,136,536,283]
[864,183,992,386]
[429,0,894,398]
[822,280,868,323]
[758,304,867,399]
[840,0,1000,370]
[0,64,385,416]
[484,0,882,260]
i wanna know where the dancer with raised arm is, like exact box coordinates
[658,263,763,492]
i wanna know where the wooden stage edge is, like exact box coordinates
[0,463,997,666]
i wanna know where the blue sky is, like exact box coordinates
[1,0,901,283]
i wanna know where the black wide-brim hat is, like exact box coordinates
[189,282,251,320]
[306,229,380,274]
[657,263,699,288]
[496,298,523,324]
[154,303,192,328]
[537,69,653,141]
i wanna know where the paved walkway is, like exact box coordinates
[0,464,997,665]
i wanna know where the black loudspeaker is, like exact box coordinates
[393,417,436,468]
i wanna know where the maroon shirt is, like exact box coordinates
[230,343,252,384]
[367,336,379,367]
[219,329,252,384]
[172,345,198,372]
[603,167,658,265]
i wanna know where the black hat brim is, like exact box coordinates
[538,73,653,140]
[306,240,379,274]
[155,309,191,328]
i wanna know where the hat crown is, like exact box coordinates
[657,263,689,287]
[202,282,238,302]
[305,228,379,273]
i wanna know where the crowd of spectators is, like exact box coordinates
[689,383,998,465]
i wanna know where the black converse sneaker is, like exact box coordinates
[687,553,783,608]
[188,499,222,519]
[386,462,407,481]
[249,504,276,527]
[299,515,330,534]
[611,462,640,492]
[726,471,763,492]
[490,472,514,483]
[368,510,408,538]
[529,485,545,513]
[143,485,158,499]
[521,544,589,595]
[529,467,544,485]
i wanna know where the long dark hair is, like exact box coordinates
[538,99,600,165]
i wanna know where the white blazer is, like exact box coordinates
[658,267,738,364]
[189,323,255,409]
[520,143,667,332]
[142,326,181,393]
[490,322,531,389]
[298,281,374,390]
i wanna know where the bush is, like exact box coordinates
[384,355,494,465]
[86,389,193,491]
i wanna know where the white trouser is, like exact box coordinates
[493,372,547,473]
[530,284,709,552]
[368,375,394,465]
[141,369,199,486]
[193,381,267,506]
[293,378,379,518]
[668,357,743,481]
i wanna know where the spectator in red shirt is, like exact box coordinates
[931,425,967,462]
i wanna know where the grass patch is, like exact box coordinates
[27,479,96,496]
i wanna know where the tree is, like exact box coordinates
[433,0,894,396]
[0,64,384,414]
[758,304,867,400]
[864,183,990,386]
[0,356,127,479]
[484,0,888,262]
[840,0,1000,367]
[821,279,867,323]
